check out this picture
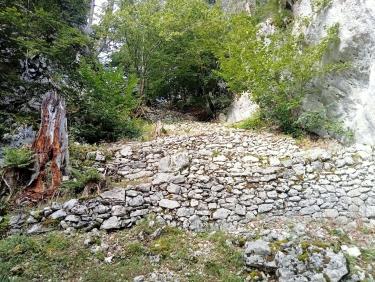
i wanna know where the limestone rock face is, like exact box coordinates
[226,93,259,123]
[294,0,375,144]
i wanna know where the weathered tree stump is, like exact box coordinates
[22,91,69,202]
[152,120,163,139]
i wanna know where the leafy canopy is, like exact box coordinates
[105,0,231,116]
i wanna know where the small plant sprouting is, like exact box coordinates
[212,149,220,158]
[312,0,332,12]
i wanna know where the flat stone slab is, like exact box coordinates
[101,188,126,201]
[159,199,180,209]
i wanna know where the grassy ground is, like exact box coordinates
[1,216,375,281]
[0,219,246,282]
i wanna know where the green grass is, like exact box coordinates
[0,220,247,281]
[0,232,90,281]
[362,248,375,263]
[1,216,374,281]
[0,216,10,238]
[234,111,267,131]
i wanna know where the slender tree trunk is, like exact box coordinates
[85,0,96,34]
[96,0,116,54]
[22,91,69,202]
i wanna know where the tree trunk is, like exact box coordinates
[95,0,116,55]
[22,91,69,202]
[85,0,96,34]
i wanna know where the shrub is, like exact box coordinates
[61,168,102,195]
[0,215,9,238]
[236,110,266,130]
[2,147,34,169]
[71,61,140,143]
[217,14,346,136]
[296,110,354,142]
[253,0,294,28]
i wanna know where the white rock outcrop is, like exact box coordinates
[294,0,375,144]
[226,92,259,123]
[221,0,255,13]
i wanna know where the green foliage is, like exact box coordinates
[69,142,98,166]
[0,233,90,280]
[312,0,332,12]
[0,216,9,238]
[71,60,140,143]
[0,0,89,70]
[218,14,346,136]
[297,109,354,142]
[108,0,231,116]
[2,147,34,169]
[0,0,90,144]
[253,0,293,28]
[61,168,102,195]
[236,110,266,130]
[0,0,351,145]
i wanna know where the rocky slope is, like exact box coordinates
[2,210,374,281]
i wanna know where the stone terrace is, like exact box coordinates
[9,121,375,234]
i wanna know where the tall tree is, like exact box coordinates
[109,0,230,116]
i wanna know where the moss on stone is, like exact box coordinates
[270,239,288,252]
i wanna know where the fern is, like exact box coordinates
[2,147,34,169]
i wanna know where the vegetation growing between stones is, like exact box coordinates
[61,168,103,196]
[1,216,374,281]
[312,0,332,12]
[0,147,36,204]
[235,110,267,130]
[0,221,247,281]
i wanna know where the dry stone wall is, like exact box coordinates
[8,122,375,234]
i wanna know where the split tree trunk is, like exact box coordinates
[22,91,69,202]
